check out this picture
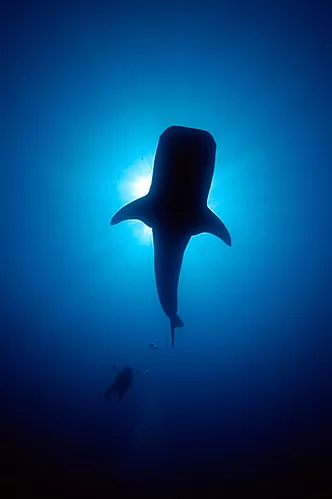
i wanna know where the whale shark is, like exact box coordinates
[111,126,231,346]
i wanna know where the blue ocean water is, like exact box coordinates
[2,1,330,496]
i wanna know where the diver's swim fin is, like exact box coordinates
[104,385,114,400]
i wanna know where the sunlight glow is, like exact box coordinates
[130,175,151,198]
[119,155,154,245]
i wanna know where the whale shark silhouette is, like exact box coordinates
[111,126,231,346]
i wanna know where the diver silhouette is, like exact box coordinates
[104,365,148,401]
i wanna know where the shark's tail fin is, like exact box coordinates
[170,314,184,347]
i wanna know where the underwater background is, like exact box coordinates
[2,0,331,497]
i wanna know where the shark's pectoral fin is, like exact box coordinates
[111,195,153,227]
[198,208,232,246]
[153,228,190,346]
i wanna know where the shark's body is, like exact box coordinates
[111,126,231,346]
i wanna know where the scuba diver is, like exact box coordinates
[104,365,148,401]
[149,342,158,349]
